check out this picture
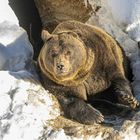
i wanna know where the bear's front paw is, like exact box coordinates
[118,94,139,109]
[79,104,104,125]
[69,103,104,125]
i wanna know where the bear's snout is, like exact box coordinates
[54,61,71,76]
[56,63,64,71]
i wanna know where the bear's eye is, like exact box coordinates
[47,36,53,42]
[50,50,58,57]
[66,50,71,55]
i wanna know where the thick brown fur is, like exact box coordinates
[38,20,139,125]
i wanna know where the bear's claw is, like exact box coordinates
[118,94,139,109]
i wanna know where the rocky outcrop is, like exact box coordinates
[34,0,101,32]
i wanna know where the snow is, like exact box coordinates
[0,94,11,118]
[0,71,60,140]
[107,0,132,25]
[0,0,33,71]
[108,0,140,41]
[0,0,18,25]
[106,0,140,105]
[0,0,140,140]
[0,21,33,71]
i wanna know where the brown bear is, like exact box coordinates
[38,20,139,125]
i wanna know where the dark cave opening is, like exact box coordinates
[9,0,43,59]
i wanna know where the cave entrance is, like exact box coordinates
[9,0,43,59]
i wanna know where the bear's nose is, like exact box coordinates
[57,63,64,71]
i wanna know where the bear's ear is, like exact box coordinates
[41,30,52,42]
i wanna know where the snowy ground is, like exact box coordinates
[108,0,140,41]
[0,0,140,140]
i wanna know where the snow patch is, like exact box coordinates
[0,21,33,71]
[0,0,18,25]
[107,0,140,41]
[0,71,60,140]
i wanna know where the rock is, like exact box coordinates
[34,0,99,32]
[119,121,140,140]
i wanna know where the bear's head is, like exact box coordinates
[38,30,94,86]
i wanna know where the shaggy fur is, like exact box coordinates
[38,20,139,124]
